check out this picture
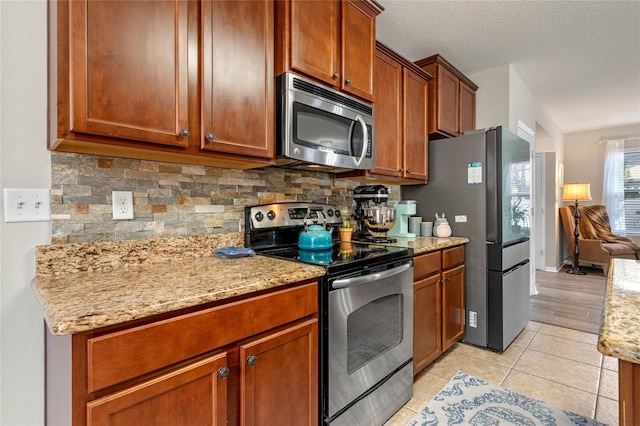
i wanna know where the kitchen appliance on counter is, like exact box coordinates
[403,126,531,352]
[275,72,374,172]
[352,185,397,243]
[245,202,414,426]
[388,200,417,238]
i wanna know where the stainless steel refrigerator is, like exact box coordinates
[403,126,531,352]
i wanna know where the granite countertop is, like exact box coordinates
[32,233,467,337]
[597,258,640,364]
[386,236,469,254]
[32,233,325,336]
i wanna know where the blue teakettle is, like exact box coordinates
[298,224,334,250]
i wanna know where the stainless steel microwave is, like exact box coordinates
[275,72,374,172]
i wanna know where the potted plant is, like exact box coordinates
[339,221,353,242]
[510,198,529,230]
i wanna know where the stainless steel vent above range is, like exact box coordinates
[275,72,374,173]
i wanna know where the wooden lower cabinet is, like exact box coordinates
[413,272,442,373]
[413,246,466,376]
[87,353,229,426]
[619,359,640,426]
[241,319,318,426]
[441,264,465,350]
[49,281,318,426]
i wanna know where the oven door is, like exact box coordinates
[327,261,413,418]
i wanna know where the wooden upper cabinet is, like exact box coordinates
[200,0,274,159]
[54,0,275,169]
[459,81,477,135]
[286,0,340,88]
[341,1,378,100]
[415,54,478,139]
[66,0,189,147]
[277,0,382,102]
[339,42,430,185]
[370,48,403,177]
[434,66,459,137]
[403,68,428,181]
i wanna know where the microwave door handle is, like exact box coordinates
[354,115,368,166]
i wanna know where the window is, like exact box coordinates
[623,147,640,234]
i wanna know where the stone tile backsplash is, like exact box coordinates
[51,153,392,244]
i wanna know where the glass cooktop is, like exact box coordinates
[258,241,412,271]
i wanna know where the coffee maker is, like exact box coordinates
[352,185,397,243]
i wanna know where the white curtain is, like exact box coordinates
[602,139,625,235]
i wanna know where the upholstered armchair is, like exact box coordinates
[559,205,638,274]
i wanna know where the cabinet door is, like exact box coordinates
[413,274,442,375]
[341,0,376,101]
[241,319,318,426]
[87,353,228,426]
[201,0,274,159]
[435,65,460,137]
[371,49,403,177]
[459,81,476,134]
[403,69,429,181]
[288,0,340,88]
[68,0,189,147]
[442,265,465,350]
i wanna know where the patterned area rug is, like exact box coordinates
[408,371,606,425]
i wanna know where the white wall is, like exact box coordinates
[0,1,50,424]
[564,123,640,205]
[468,64,510,130]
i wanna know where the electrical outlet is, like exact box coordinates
[469,311,477,328]
[112,191,134,220]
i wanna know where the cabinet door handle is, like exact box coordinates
[205,133,215,142]
[179,129,190,138]
[345,78,351,85]
[218,367,230,379]
[247,355,257,366]
[333,72,339,79]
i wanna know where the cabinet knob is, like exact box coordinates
[218,367,230,379]
[333,72,339,79]
[205,133,215,142]
[398,168,404,172]
[179,129,190,138]
[345,78,351,85]
[406,169,412,174]
[445,277,450,282]
[247,355,257,366]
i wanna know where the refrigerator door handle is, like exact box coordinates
[504,259,530,275]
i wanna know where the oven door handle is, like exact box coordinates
[332,262,412,289]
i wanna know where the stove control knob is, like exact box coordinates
[326,209,334,217]
[334,210,341,218]
[254,211,264,222]
[267,210,276,221]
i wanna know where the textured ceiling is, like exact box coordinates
[375,0,640,133]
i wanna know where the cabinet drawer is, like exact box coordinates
[414,251,441,280]
[443,246,465,269]
[87,281,317,393]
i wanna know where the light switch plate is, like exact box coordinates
[3,188,51,223]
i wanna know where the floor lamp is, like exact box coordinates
[561,183,592,275]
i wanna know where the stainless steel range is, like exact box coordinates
[245,202,414,426]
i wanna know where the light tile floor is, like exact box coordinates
[385,321,619,425]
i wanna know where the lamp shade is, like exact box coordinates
[562,183,592,202]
